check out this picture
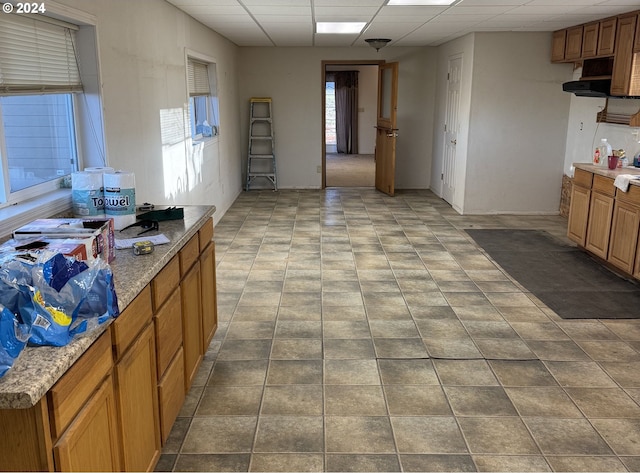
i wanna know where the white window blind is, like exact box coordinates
[188,59,210,96]
[0,13,82,95]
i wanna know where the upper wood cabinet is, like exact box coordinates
[582,22,600,58]
[598,17,618,56]
[611,13,639,96]
[636,14,640,52]
[551,30,567,62]
[565,26,584,61]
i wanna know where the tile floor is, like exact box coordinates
[156,188,640,472]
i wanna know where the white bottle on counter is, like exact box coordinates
[599,138,612,167]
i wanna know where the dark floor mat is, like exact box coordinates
[466,229,640,319]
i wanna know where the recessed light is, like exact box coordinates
[316,22,367,34]
[387,0,456,5]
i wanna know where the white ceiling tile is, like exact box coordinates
[176,5,247,14]
[241,0,310,4]
[254,15,312,23]
[166,0,640,47]
[314,0,384,5]
[378,5,448,16]
[245,5,311,15]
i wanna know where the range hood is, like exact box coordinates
[562,79,611,97]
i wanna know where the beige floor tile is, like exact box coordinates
[325,416,396,453]
[254,416,324,453]
[391,416,468,454]
[472,455,551,472]
[434,359,499,386]
[458,417,539,455]
[250,453,324,472]
[523,417,613,455]
[326,454,400,472]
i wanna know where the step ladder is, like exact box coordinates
[246,97,277,190]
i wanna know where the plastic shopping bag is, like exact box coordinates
[0,250,119,347]
[0,305,30,378]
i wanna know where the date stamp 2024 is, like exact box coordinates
[2,3,47,14]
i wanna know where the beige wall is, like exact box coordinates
[239,46,436,189]
[55,0,243,221]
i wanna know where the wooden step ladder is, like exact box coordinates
[246,97,277,190]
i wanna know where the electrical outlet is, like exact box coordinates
[56,169,65,176]
[317,166,322,173]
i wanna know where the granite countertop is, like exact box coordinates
[574,163,640,187]
[0,205,215,409]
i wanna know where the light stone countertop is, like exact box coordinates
[0,205,215,409]
[574,163,640,186]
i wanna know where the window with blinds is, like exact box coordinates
[0,14,82,94]
[187,57,219,140]
[0,13,82,204]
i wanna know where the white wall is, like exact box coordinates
[55,0,243,222]
[563,68,640,174]
[238,46,436,189]
[463,32,572,214]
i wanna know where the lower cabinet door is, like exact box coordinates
[115,323,161,472]
[567,185,590,246]
[53,375,121,472]
[158,347,185,444]
[200,242,218,353]
[181,260,203,391]
[608,200,640,273]
[585,191,614,259]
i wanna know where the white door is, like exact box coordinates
[442,55,462,205]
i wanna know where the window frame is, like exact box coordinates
[185,49,220,146]
[0,10,84,208]
[0,1,104,239]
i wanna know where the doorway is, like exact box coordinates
[322,61,382,188]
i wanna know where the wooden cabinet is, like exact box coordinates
[566,26,584,61]
[0,209,217,472]
[582,22,600,58]
[48,331,120,472]
[181,259,202,391]
[200,240,217,352]
[598,17,618,56]
[585,175,615,259]
[611,14,639,96]
[608,199,640,273]
[114,323,161,472]
[552,30,567,62]
[567,183,591,246]
[53,375,121,472]
[636,14,640,52]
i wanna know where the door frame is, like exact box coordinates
[321,60,384,189]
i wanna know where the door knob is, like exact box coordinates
[451,139,457,145]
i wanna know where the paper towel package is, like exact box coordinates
[13,218,115,263]
[104,171,136,230]
[71,171,105,217]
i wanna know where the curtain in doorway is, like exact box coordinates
[334,71,358,154]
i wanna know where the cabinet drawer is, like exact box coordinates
[198,218,214,251]
[155,286,182,377]
[48,330,113,439]
[592,174,615,196]
[158,347,185,445]
[152,255,180,311]
[574,168,593,188]
[111,285,153,360]
[616,183,640,205]
[179,233,200,276]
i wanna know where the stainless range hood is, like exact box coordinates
[562,79,611,97]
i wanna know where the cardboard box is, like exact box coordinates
[0,237,89,261]
[13,218,115,263]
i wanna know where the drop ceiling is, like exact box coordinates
[166,0,640,47]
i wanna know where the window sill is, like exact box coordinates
[193,135,219,148]
[0,189,72,241]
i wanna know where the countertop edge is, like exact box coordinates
[574,163,640,186]
[0,205,215,409]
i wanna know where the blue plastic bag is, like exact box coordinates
[0,304,30,378]
[0,250,119,347]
